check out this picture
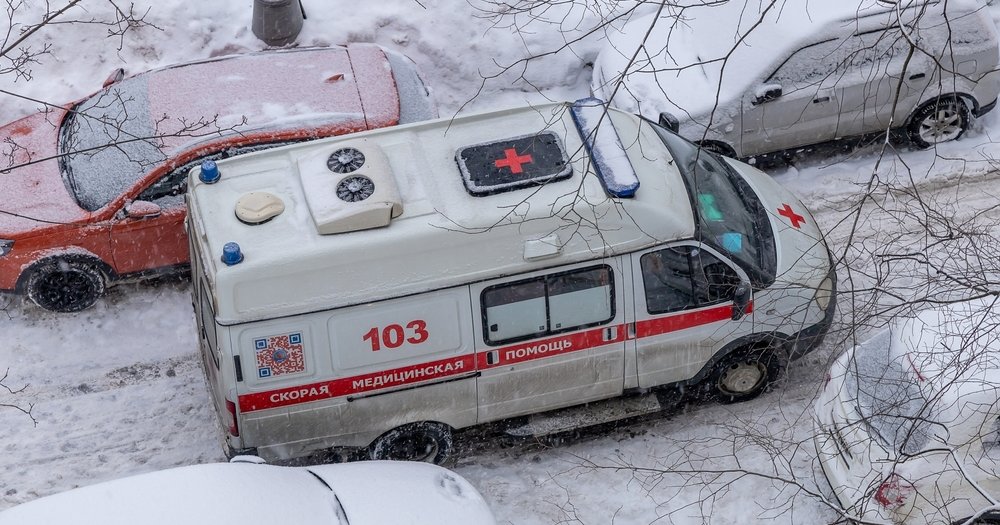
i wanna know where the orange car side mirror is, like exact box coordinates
[125,200,162,219]
[103,68,125,88]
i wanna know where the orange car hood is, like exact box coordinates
[0,110,88,235]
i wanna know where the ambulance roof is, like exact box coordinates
[187,102,696,323]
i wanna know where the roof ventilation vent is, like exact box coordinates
[336,175,375,202]
[298,138,402,235]
[327,147,366,174]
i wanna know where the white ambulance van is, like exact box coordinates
[185,98,836,464]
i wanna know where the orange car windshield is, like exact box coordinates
[60,75,167,212]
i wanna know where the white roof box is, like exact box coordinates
[297,138,403,234]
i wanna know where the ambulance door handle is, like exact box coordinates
[627,323,636,339]
[603,326,618,342]
[486,350,499,365]
[909,72,925,80]
[233,355,244,382]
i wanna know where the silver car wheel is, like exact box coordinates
[909,97,971,148]
[917,103,965,144]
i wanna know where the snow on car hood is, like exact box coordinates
[0,110,88,234]
[310,461,497,525]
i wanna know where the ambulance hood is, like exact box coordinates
[726,159,832,289]
[309,461,497,525]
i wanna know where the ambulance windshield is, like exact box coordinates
[651,125,777,286]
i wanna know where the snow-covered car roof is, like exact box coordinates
[0,461,496,525]
[593,0,963,122]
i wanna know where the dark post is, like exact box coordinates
[251,0,304,46]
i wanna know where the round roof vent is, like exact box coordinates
[336,175,375,202]
[327,148,366,174]
[235,192,285,225]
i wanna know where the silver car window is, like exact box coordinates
[767,38,843,88]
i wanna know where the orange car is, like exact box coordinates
[0,45,434,312]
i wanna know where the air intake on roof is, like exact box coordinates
[298,138,402,235]
[336,176,375,202]
[327,147,366,173]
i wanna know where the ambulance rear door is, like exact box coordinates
[471,260,629,423]
[233,286,478,455]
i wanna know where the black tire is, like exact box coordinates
[708,346,784,404]
[369,422,453,464]
[907,96,971,148]
[696,140,738,159]
[25,259,105,312]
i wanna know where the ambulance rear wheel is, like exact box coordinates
[708,346,783,404]
[369,422,453,464]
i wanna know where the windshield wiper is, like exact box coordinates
[58,105,84,207]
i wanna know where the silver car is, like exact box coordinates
[592,0,1000,159]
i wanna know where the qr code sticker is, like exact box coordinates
[254,332,305,378]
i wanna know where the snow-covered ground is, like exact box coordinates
[5,1,1000,523]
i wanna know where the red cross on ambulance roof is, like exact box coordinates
[777,203,805,228]
[494,148,534,174]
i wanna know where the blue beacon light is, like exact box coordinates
[221,242,244,266]
[200,159,221,184]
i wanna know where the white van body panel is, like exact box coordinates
[188,101,834,461]
[231,286,479,458]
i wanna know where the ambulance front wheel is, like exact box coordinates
[708,346,784,404]
[369,422,453,465]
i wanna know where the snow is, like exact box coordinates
[5,0,1000,524]
[592,0,994,140]
[0,460,496,525]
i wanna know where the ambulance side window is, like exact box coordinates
[641,246,740,315]
[482,265,614,345]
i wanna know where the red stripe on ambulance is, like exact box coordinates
[634,303,746,339]
[239,354,476,412]
[477,326,624,369]
[240,301,748,413]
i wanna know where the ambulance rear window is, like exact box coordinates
[455,132,572,196]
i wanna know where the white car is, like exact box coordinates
[593,0,1000,160]
[0,460,497,525]
[815,299,1000,524]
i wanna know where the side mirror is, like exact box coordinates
[125,200,162,219]
[658,112,680,133]
[731,281,752,321]
[752,84,782,106]
[102,68,125,88]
